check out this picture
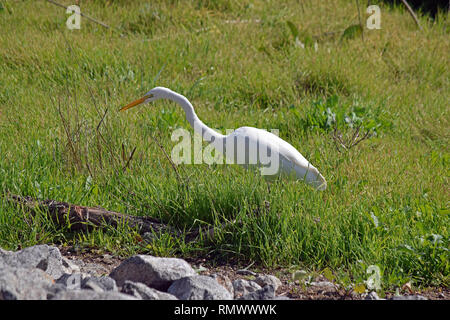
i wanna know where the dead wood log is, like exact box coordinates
[5,193,227,243]
[6,193,178,236]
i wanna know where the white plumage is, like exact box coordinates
[121,87,326,190]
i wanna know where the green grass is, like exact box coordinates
[0,0,448,291]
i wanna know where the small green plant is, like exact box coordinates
[397,233,449,285]
[293,95,391,135]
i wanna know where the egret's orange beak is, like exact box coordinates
[120,94,152,112]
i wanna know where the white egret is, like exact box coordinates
[120,87,326,190]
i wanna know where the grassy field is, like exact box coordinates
[0,0,448,292]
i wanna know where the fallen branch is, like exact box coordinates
[6,193,222,243]
[7,193,175,235]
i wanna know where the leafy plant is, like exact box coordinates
[396,233,449,285]
[294,95,391,134]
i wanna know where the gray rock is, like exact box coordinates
[81,276,118,292]
[0,267,55,300]
[308,281,337,293]
[61,257,81,274]
[109,255,196,290]
[56,273,88,290]
[101,254,115,265]
[50,289,137,300]
[65,258,110,276]
[238,285,276,300]
[81,279,104,293]
[0,247,12,255]
[193,265,208,273]
[273,295,292,300]
[210,274,234,296]
[55,273,117,293]
[0,245,65,279]
[236,269,257,276]
[232,279,262,299]
[254,274,282,291]
[121,281,178,300]
[46,283,70,299]
[168,275,233,300]
[391,295,428,300]
[365,291,382,300]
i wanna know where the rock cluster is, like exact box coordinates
[1,245,430,300]
[0,245,285,300]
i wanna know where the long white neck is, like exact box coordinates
[165,91,225,144]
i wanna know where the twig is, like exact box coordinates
[56,97,82,170]
[96,107,108,131]
[122,146,137,172]
[121,143,126,162]
[400,0,423,30]
[96,129,121,172]
[46,0,111,30]
[150,133,185,188]
[332,124,373,152]
[351,129,372,148]
[355,0,364,41]
[351,125,361,144]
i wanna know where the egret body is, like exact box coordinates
[121,87,326,190]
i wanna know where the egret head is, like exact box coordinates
[120,87,172,111]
